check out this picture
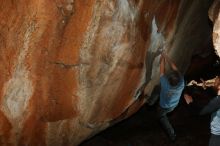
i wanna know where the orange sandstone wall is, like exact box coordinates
[0,0,214,145]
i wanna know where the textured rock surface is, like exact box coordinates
[209,0,220,56]
[0,0,216,145]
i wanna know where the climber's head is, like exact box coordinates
[168,71,181,87]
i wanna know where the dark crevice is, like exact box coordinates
[49,61,90,69]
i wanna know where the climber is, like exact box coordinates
[183,76,219,115]
[200,76,220,146]
[150,52,185,141]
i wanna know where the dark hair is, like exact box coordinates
[168,71,181,86]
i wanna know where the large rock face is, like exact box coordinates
[0,0,217,145]
[209,0,220,56]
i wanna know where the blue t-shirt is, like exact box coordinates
[211,107,220,135]
[159,75,185,108]
[200,96,220,135]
